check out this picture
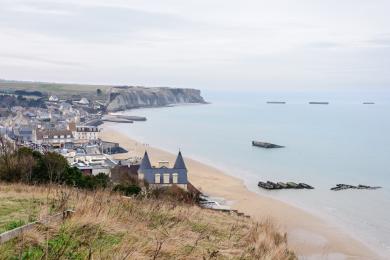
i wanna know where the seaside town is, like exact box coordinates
[0,88,197,194]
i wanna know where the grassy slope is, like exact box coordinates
[0,80,112,96]
[0,183,296,259]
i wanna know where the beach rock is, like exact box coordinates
[298,183,314,189]
[331,184,355,191]
[266,181,282,189]
[258,181,274,190]
[330,184,382,191]
[277,182,288,188]
[286,182,299,189]
[252,141,284,149]
[258,181,314,190]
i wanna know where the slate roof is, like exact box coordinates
[139,151,152,170]
[139,151,187,170]
[173,151,187,169]
[36,129,73,140]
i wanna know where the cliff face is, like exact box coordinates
[106,86,206,111]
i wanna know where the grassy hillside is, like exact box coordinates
[0,79,112,98]
[0,183,295,259]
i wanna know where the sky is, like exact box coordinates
[0,0,389,90]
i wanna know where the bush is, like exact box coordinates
[94,173,110,188]
[113,184,142,196]
[149,185,199,204]
[0,143,110,190]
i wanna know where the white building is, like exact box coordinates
[71,153,116,176]
[72,125,100,142]
[78,98,89,105]
[36,129,73,147]
[49,95,59,102]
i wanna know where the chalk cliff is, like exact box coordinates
[106,86,206,111]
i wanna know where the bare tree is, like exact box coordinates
[19,153,36,183]
[0,136,18,181]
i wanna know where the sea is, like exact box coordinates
[107,89,390,257]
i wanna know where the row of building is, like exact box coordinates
[11,123,99,147]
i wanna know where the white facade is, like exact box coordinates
[35,130,73,147]
[49,95,59,102]
[73,126,99,142]
[92,167,111,176]
[78,98,89,105]
[71,153,106,164]
[71,154,114,176]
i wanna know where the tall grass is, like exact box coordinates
[0,183,296,259]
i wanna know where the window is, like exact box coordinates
[155,174,161,184]
[172,173,178,184]
[163,174,170,184]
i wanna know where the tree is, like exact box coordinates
[62,166,83,187]
[42,152,69,184]
[17,147,36,183]
[0,143,111,189]
[0,136,18,182]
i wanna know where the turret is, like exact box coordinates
[173,151,187,169]
[139,151,152,170]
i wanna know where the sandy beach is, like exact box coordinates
[100,125,380,259]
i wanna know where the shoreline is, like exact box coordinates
[100,124,380,259]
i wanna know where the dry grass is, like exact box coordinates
[0,183,296,259]
[0,184,48,233]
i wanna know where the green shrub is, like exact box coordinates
[113,184,142,196]
[0,145,110,191]
[150,185,199,204]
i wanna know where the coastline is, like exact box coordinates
[100,124,380,259]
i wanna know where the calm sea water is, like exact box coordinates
[108,89,390,256]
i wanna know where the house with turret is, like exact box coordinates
[138,151,188,190]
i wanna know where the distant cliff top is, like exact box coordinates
[106,86,206,112]
[0,80,206,110]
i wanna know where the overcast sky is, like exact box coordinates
[0,0,389,90]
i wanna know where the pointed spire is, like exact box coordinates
[139,151,152,170]
[173,151,187,169]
